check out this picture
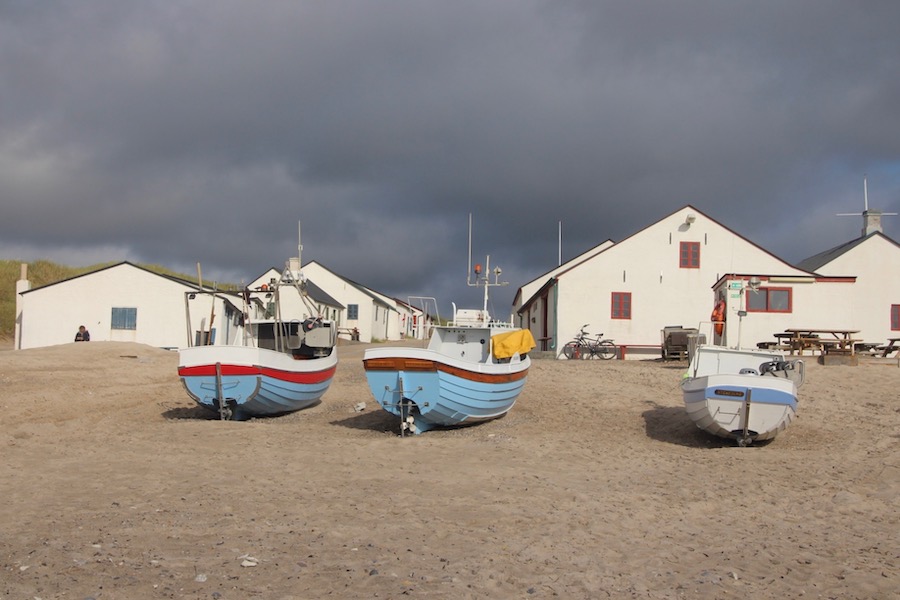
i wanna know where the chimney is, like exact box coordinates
[862,210,883,236]
[15,263,31,350]
[837,177,896,237]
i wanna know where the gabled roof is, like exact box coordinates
[558,204,807,277]
[21,261,206,295]
[304,260,398,312]
[635,204,803,267]
[796,231,900,273]
[304,279,343,308]
[516,204,815,312]
[513,239,614,307]
[517,276,559,316]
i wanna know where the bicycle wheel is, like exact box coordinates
[562,342,582,360]
[597,340,617,360]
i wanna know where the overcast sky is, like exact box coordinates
[3,1,899,316]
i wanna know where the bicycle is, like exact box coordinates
[562,324,616,360]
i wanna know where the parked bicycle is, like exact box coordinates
[562,324,616,360]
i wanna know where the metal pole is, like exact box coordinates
[467,213,473,286]
[216,362,227,420]
[740,388,752,446]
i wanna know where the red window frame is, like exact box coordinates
[679,241,700,268]
[891,304,899,331]
[746,287,792,313]
[611,292,631,320]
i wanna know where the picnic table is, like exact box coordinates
[880,337,900,358]
[777,329,862,356]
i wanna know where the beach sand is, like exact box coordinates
[1,340,897,599]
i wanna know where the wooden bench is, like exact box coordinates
[854,342,881,354]
[788,337,853,356]
[783,328,862,357]
[617,344,661,360]
[878,338,900,358]
[823,339,861,354]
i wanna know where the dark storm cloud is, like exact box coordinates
[2,1,899,311]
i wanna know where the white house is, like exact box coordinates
[513,240,614,351]
[515,205,841,358]
[794,226,900,345]
[393,297,437,340]
[300,261,400,343]
[15,262,237,350]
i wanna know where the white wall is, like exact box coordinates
[18,264,209,349]
[367,290,403,340]
[806,235,900,344]
[302,262,386,343]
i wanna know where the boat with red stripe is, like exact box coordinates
[178,223,337,420]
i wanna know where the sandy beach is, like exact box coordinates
[1,340,897,599]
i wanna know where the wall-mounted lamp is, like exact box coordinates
[748,276,761,291]
[685,213,696,225]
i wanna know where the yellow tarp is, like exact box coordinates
[492,329,537,360]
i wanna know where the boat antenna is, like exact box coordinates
[466,213,509,319]
[288,220,319,317]
[467,213,474,286]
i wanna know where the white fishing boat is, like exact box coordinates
[362,216,536,435]
[178,224,337,420]
[681,344,804,445]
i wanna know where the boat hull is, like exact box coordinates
[363,347,529,434]
[178,345,337,419]
[681,373,798,443]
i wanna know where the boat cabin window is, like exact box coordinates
[255,321,302,351]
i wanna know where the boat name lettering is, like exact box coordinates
[714,389,745,398]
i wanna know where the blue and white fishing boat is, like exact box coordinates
[363,217,536,435]
[681,344,804,445]
[178,225,337,420]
